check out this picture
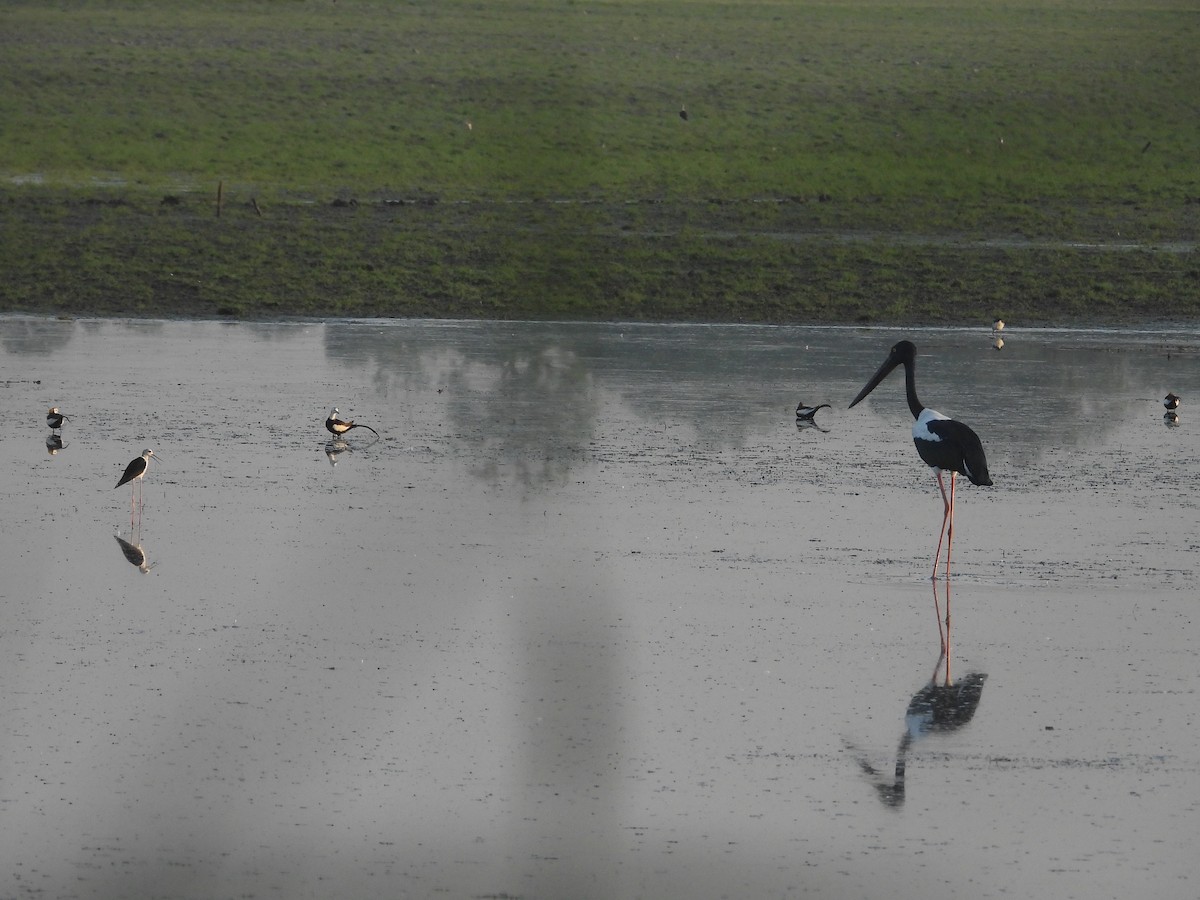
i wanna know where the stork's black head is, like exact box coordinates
[849,341,917,409]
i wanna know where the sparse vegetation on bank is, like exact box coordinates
[1,0,1197,323]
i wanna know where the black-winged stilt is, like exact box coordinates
[795,401,831,422]
[325,407,379,438]
[47,407,70,430]
[849,341,992,584]
[1164,392,1181,411]
[116,448,158,522]
[116,449,157,489]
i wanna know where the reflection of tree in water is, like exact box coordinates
[322,322,1200,485]
[324,323,598,491]
[1,318,76,355]
[446,345,596,491]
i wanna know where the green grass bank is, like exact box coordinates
[2,0,1197,323]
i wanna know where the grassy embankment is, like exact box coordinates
[1,0,1197,323]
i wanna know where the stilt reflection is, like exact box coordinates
[45,434,67,455]
[114,533,153,573]
[849,577,987,807]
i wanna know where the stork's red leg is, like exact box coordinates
[931,573,947,656]
[945,471,957,581]
[932,470,952,580]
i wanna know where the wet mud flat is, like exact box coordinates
[1,318,1198,899]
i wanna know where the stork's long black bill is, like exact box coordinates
[849,351,903,408]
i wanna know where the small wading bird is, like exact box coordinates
[991,318,1005,333]
[795,401,831,422]
[325,407,379,438]
[116,449,158,520]
[116,449,157,490]
[849,341,992,583]
[46,406,70,430]
[1164,392,1181,411]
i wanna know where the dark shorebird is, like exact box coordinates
[325,407,379,438]
[116,449,158,522]
[116,449,157,489]
[1164,392,1181,411]
[849,341,992,582]
[795,401,831,422]
[46,406,70,430]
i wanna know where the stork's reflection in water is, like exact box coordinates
[848,578,987,807]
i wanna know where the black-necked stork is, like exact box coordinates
[325,407,379,438]
[849,341,992,581]
[46,406,69,430]
[795,401,831,422]
[1164,392,1180,411]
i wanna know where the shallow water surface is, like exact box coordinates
[2,318,1198,899]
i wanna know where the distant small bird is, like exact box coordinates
[679,104,688,121]
[1164,393,1181,411]
[116,449,157,488]
[991,318,1005,332]
[795,401,831,422]
[325,407,379,438]
[46,406,70,430]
